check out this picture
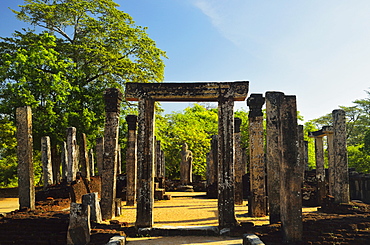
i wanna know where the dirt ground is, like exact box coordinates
[1,190,370,244]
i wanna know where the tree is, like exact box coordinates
[0,0,166,185]
[5,0,166,143]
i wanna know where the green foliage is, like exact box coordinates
[309,90,370,173]
[348,144,370,174]
[0,118,18,187]
[0,0,165,186]
[155,104,218,179]
[303,121,318,169]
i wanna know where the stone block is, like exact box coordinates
[106,236,126,245]
[70,179,88,203]
[154,189,165,200]
[82,192,102,223]
[67,203,91,245]
[243,233,265,245]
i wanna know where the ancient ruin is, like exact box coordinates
[6,82,362,244]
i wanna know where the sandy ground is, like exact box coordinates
[115,192,317,244]
[0,192,318,244]
[0,197,19,215]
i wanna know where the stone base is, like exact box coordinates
[177,185,194,192]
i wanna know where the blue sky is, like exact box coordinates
[1,0,370,121]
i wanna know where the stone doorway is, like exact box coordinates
[125,81,249,228]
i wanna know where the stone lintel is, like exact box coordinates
[125,81,249,101]
[308,130,325,138]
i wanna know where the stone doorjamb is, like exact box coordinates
[125,81,249,228]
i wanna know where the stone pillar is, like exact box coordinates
[67,203,91,245]
[297,126,305,181]
[67,127,78,182]
[247,94,267,217]
[79,133,90,181]
[96,137,104,176]
[280,95,302,243]
[218,95,238,228]
[313,133,325,204]
[304,140,309,172]
[323,126,334,196]
[61,141,68,181]
[16,106,35,210]
[82,192,102,223]
[89,149,95,177]
[234,117,244,205]
[207,135,218,198]
[41,136,53,189]
[136,98,155,228]
[265,91,284,224]
[126,115,138,206]
[156,140,164,178]
[117,144,122,175]
[51,146,61,184]
[332,109,350,204]
[101,88,122,220]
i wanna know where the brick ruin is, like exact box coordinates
[14,82,353,243]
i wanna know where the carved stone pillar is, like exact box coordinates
[136,98,155,228]
[234,117,244,205]
[332,109,350,204]
[323,126,334,196]
[126,115,138,206]
[16,106,35,210]
[41,136,53,189]
[218,95,238,228]
[280,95,302,243]
[101,88,122,220]
[265,91,284,223]
[247,94,267,217]
[67,127,78,182]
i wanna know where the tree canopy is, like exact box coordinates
[0,0,166,186]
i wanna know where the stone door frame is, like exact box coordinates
[125,81,249,228]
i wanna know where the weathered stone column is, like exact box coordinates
[247,94,267,217]
[79,133,90,181]
[156,140,164,178]
[126,114,138,206]
[218,95,238,228]
[101,88,122,220]
[323,126,334,196]
[304,140,309,172]
[51,146,61,184]
[41,136,53,189]
[207,135,218,198]
[16,106,35,210]
[89,149,95,177]
[297,125,305,181]
[67,127,78,182]
[117,144,122,175]
[67,203,91,245]
[265,91,284,224]
[61,141,68,181]
[309,130,326,204]
[234,117,244,205]
[332,109,350,204]
[280,95,302,243]
[96,137,104,175]
[136,98,155,228]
